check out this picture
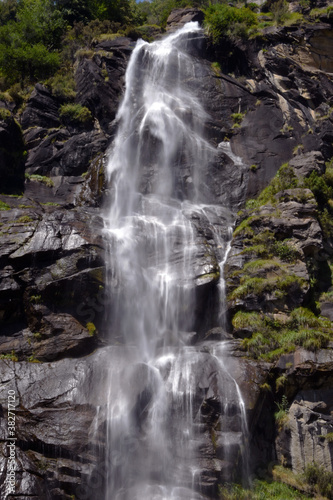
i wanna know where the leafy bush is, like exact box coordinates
[46,71,76,100]
[204,3,258,44]
[59,103,93,125]
[304,463,333,499]
[0,41,60,85]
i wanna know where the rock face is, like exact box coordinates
[274,349,333,474]
[166,8,205,31]
[1,8,333,499]
[0,115,25,194]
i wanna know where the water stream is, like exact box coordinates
[101,22,248,499]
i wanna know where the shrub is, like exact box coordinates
[271,0,289,23]
[273,240,301,263]
[232,310,266,331]
[236,305,332,361]
[86,322,96,336]
[231,112,246,128]
[46,71,76,100]
[304,463,333,499]
[75,48,95,60]
[0,108,11,120]
[60,103,93,125]
[0,42,60,85]
[204,4,258,44]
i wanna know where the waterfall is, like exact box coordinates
[101,22,249,500]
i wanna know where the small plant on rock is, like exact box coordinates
[60,103,93,126]
[86,322,97,336]
[274,394,289,430]
[0,350,18,362]
[231,112,246,128]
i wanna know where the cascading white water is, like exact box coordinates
[101,22,249,500]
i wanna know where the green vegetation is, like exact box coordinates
[230,156,333,360]
[303,463,333,499]
[25,173,54,187]
[27,353,41,363]
[219,477,312,499]
[303,162,333,237]
[16,215,33,223]
[30,294,42,303]
[229,272,306,302]
[211,61,221,75]
[231,112,246,129]
[60,103,93,125]
[204,3,258,44]
[41,202,60,207]
[86,321,97,336]
[234,308,331,361]
[0,108,11,120]
[0,350,18,362]
[309,5,333,20]
[46,71,76,101]
[322,432,333,442]
[245,163,297,210]
[0,200,11,210]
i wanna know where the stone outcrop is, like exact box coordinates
[274,349,333,473]
[166,8,205,31]
[0,114,25,194]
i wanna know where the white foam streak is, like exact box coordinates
[100,21,248,499]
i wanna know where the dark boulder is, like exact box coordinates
[0,114,25,194]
